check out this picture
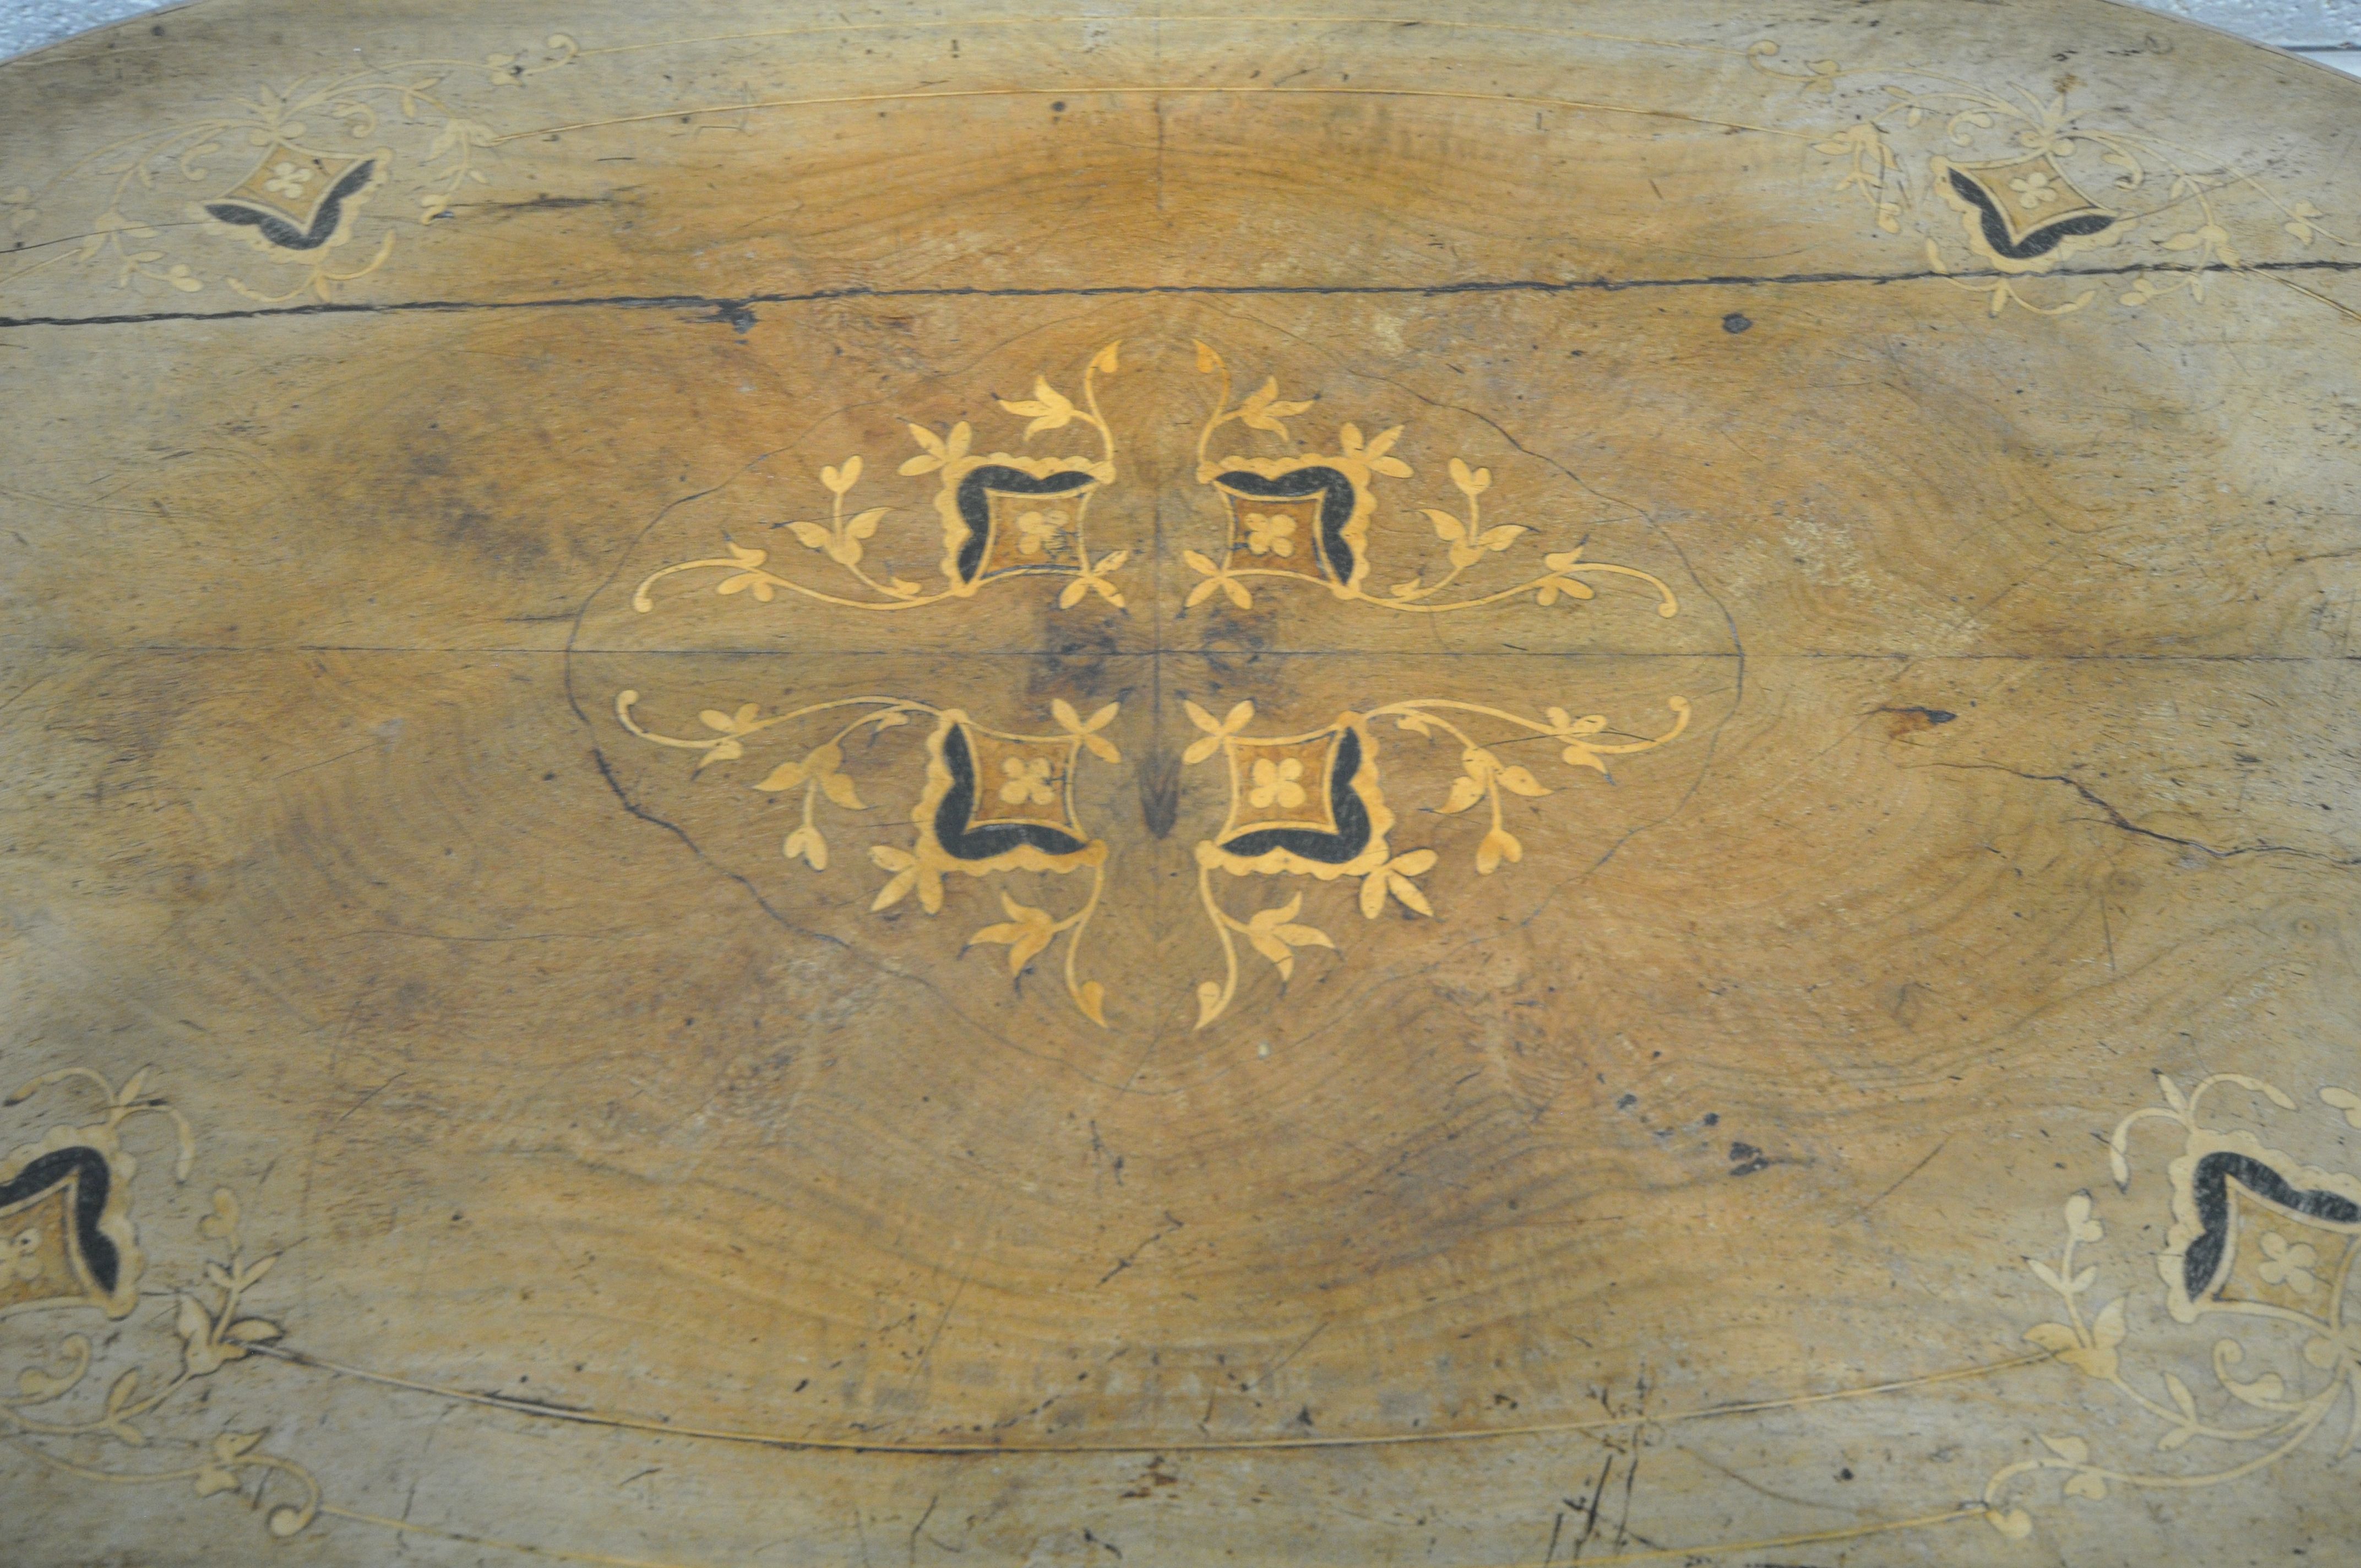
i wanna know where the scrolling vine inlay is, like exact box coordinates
[632,342,1128,617]
[606,336,1698,1030]
[1185,342,1680,618]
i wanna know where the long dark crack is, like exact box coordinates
[1928,760,2361,867]
[3,257,2357,331]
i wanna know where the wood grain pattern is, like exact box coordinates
[3,2,2359,1563]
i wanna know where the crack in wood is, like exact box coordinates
[5,257,2357,331]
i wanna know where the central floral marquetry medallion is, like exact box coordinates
[599,332,1701,1032]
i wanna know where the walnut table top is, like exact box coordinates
[3,3,2359,1564]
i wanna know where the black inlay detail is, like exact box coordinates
[951,466,1095,583]
[935,724,1086,860]
[204,158,378,253]
[0,1146,116,1293]
[2183,1151,2361,1302]
[1219,728,1371,864]
[1945,167,2118,262]
[1215,467,1358,584]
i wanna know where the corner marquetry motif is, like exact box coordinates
[1,1068,315,1541]
[1765,50,2350,318]
[1984,1074,2361,1540]
[0,36,578,305]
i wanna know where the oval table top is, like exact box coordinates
[4,2,2359,1564]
